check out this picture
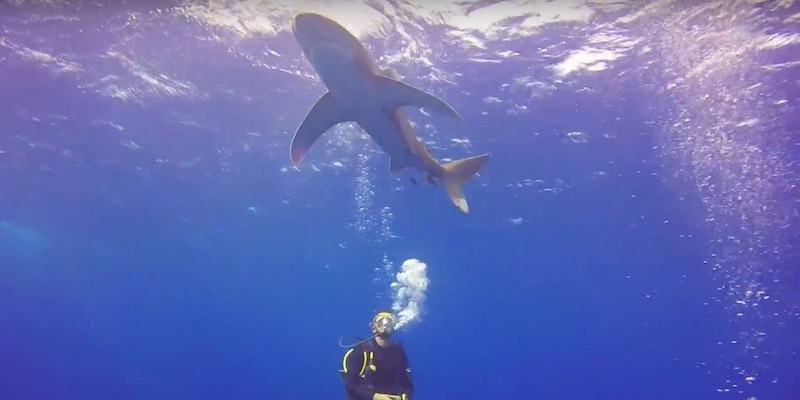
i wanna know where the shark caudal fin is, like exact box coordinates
[440,153,490,214]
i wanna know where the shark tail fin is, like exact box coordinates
[441,153,490,214]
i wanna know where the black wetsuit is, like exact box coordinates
[341,338,414,400]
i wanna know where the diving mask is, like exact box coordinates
[373,313,396,336]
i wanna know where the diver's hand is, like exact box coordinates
[372,394,400,400]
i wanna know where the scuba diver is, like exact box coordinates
[338,311,415,400]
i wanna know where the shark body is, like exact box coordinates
[290,13,490,213]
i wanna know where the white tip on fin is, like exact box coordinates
[380,67,401,80]
[441,153,491,214]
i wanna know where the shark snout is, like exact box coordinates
[292,13,325,34]
[292,13,343,49]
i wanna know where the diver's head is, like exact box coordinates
[370,311,396,338]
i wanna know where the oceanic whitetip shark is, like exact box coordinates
[289,13,490,214]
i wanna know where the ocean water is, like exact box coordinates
[1,1,799,400]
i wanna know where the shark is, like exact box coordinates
[289,13,490,214]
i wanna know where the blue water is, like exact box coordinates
[2,3,799,400]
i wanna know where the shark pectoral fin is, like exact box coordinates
[375,76,461,122]
[441,153,491,214]
[290,92,346,165]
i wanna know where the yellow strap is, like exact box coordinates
[359,351,372,376]
[343,349,375,377]
[342,349,354,373]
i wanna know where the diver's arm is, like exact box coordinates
[343,349,376,400]
[398,348,415,400]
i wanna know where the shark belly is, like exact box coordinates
[309,42,413,165]
[309,42,373,110]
